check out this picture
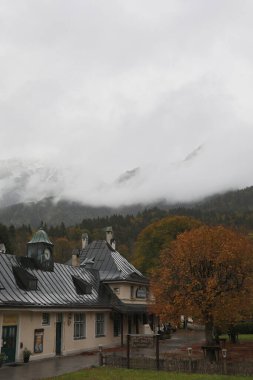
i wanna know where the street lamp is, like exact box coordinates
[222,348,227,359]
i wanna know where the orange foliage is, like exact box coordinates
[150,225,253,341]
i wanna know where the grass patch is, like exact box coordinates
[237,334,253,341]
[220,334,253,342]
[46,367,253,380]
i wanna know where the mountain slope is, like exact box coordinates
[0,186,253,227]
[0,198,149,227]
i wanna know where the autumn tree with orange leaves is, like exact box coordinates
[150,225,253,345]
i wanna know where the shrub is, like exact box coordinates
[234,322,253,334]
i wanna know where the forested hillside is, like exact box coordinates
[1,186,253,267]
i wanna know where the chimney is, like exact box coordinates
[105,226,113,244]
[111,239,116,250]
[105,226,116,249]
[81,233,88,250]
[0,243,6,254]
[72,249,80,267]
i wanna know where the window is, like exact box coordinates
[74,313,86,339]
[42,313,50,326]
[136,286,147,299]
[130,286,135,299]
[96,313,105,337]
[113,314,121,337]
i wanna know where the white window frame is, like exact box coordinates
[74,313,86,340]
[95,313,105,337]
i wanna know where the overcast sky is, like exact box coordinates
[1,0,253,207]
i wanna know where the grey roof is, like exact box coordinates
[0,253,122,310]
[27,229,53,246]
[75,240,148,284]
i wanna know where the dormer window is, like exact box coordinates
[13,266,38,291]
[72,276,92,295]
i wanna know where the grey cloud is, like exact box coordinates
[183,145,203,162]
[0,1,253,207]
[116,168,140,184]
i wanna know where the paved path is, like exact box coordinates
[0,352,99,380]
[160,329,205,353]
[0,329,205,380]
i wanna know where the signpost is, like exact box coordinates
[130,334,154,348]
[127,334,160,370]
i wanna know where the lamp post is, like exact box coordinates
[187,347,192,372]
[222,349,227,374]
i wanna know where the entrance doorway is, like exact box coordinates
[1,326,17,363]
[55,313,62,355]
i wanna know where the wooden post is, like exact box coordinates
[156,334,160,370]
[127,334,130,369]
[98,344,103,366]
[120,314,124,347]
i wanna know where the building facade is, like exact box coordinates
[0,228,151,363]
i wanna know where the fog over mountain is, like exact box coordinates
[1,1,253,208]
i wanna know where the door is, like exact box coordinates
[134,314,139,334]
[55,313,62,355]
[55,323,62,355]
[1,326,17,363]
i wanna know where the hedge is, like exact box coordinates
[234,322,253,334]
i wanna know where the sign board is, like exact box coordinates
[3,314,18,325]
[130,334,154,348]
[34,329,44,353]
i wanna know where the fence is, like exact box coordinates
[103,354,253,376]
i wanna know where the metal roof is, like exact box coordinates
[27,229,53,246]
[0,253,122,310]
[75,240,148,284]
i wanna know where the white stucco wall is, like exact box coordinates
[0,310,123,362]
[108,283,149,304]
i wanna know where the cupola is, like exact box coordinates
[27,228,54,271]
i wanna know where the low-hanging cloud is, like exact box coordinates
[0,0,253,208]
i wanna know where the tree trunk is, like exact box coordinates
[205,320,214,345]
[204,320,217,362]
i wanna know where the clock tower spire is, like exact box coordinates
[27,228,54,271]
